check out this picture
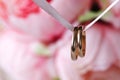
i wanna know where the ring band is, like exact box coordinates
[71,26,86,60]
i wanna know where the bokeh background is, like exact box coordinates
[0,0,120,80]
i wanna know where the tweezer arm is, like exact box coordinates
[33,0,74,31]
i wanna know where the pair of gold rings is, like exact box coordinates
[71,26,86,60]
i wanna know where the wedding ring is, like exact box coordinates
[71,27,79,60]
[71,26,86,60]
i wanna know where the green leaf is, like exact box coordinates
[52,77,60,80]
[79,11,102,22]
[101,0,107,3]
[35,43,51,56]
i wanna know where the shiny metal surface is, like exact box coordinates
[71,26,86,60]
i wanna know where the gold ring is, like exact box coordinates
[71,26,86,60]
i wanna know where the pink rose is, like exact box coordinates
[0,0,91,80]
[0,0,120,80]
[56,23,120,80]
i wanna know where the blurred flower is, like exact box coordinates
[0,0,120,80]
